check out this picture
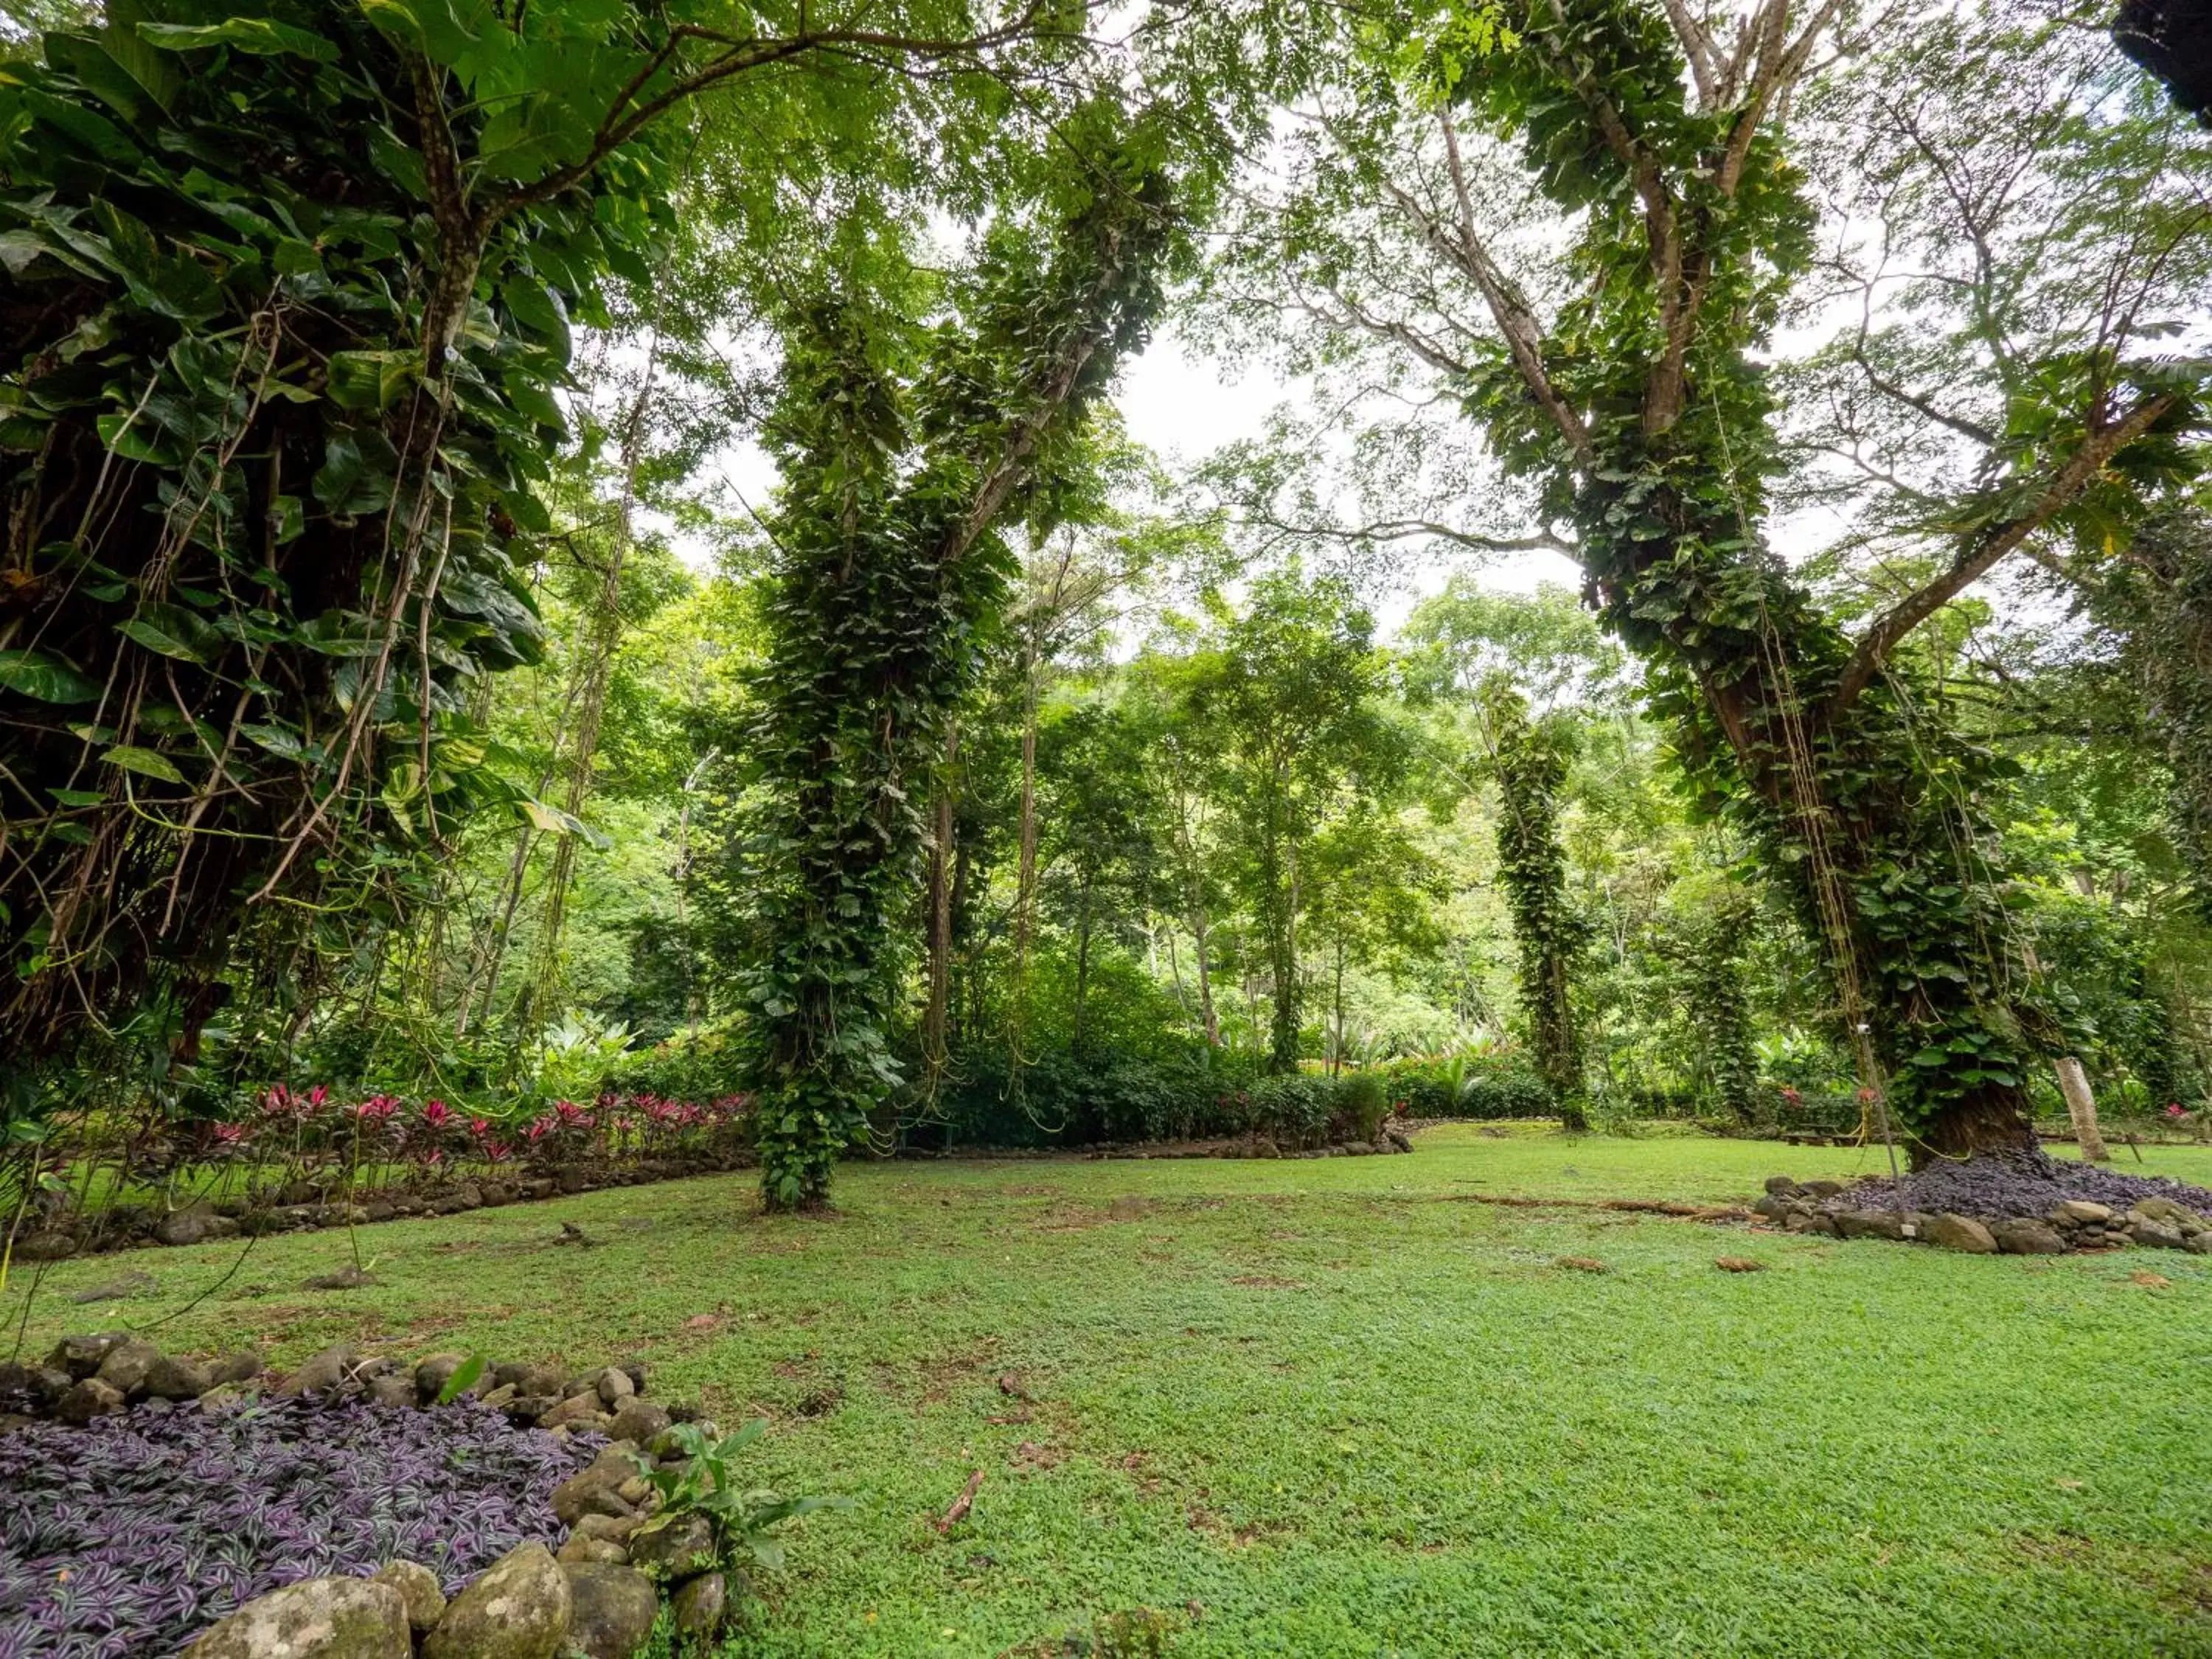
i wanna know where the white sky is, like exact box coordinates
[692,320,1586,638]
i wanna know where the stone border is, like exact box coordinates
[2,1335,740,1658]
[1750,1175,2212,1256]
[6,1154,753,1266]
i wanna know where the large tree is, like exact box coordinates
[1208,0,2208,1159]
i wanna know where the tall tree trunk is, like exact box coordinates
[2055,1056,2110,1162]
[1074,868,1095,1052]
[522,350,656,1026]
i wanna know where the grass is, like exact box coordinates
[8,1128,2212,1657]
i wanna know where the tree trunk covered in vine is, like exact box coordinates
[744,153,1175,1211]
[1477,678,1587,1130]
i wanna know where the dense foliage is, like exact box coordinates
[0,0,2207,1220]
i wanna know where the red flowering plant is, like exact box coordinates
[521,1099,602,1176]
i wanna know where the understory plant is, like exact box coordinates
[627,1420,845,1576]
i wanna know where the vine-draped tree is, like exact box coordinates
[1213,0,2209,1159]
[0,0,1120,1105]
[1474,675,1587,1127]
[742,117,1183,1211]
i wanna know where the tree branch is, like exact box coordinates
[1829,391,2177,711]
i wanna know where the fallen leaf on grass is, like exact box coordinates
[2129,1270,2171,1289]
[1714,1257,1767,1273]
[1556,1256,1608,1273]
[682,1314,721,1332]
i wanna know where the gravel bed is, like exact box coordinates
[1833,1147,2212,1222]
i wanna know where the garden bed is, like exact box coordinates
[1751,1148,2212,1256]
[0,1335,745,1657]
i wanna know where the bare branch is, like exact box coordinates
[1829,390,2177,711]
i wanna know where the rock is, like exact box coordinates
[2129,1217,2188,1251]
[506,1395,557,1426]
[627,1512,714,1579]
[616,1476,650,1506]
[156,1211,214,1246]
[278,1344,359,1397]
[554,1452,642,1526]
[1783,1210,1838,1237]
[94,1337,162,1396]
[519,1364,566,1399]
[14,1231,76,1262]
[454,1183,484,1210]
[143,1353,215,1401]
[0,1412,36,1436]
[1801,1179,1846,1199]
[557,1537,629,1565]
[574,1513,646,1545]
[1991,1217,2068,1256]
[540,1393,612,1430]
[480,1384,517,1410]
[186,1576,411,1658]
[605,1399,670,1447]
[57,1377,126,1424]
[2186,1231,2212,1256]
[1249,1138,1280,1158]
[561,1564,659,1659]
[49,1332,128,1380]
[2129,1197,2197,1225]
[197,1382,261,1413]
[493,1363,534,1391]
[371,1561,447,1634]
[1835,1210,1908,1241]
[366,1374,417,1410]
[481,1183,515,1207]
[361,1203,395,1224]
[414,1353,472,1404]
[22,1365,73,1408]
[557,1170,591,1194]
[2056,1199,2113,1224]
[669,1571,725,1637]
[1340,1141,1374,1156]
[1762,1175,1801,1195]
[422,1542,571,1659]
[1927,1214,1998,1254]
[1383,1130,1413,1153]
[595,1367,636,1407]
[208,1349,262,1385]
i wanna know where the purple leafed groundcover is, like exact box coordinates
[0,1396,599,1658]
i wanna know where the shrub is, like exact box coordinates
[1242,1074,1338,1148]
[1373,1058,1557,1120]
[1333,1072,1389,1142]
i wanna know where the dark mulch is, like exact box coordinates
[1832,1147,2212,1222]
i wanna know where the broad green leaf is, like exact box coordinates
[0,650,100,704]
[100,745,185,785]
[138,18,339,62]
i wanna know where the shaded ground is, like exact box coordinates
[6,1128,2211,1657]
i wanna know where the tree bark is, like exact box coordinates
[2055,1055,2110,1163]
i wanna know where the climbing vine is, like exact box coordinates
[1473,675,1587,1128]
[742,127,1178,1211]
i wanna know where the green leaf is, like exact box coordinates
[138,18,339,61]
[0,650,100,704]
[435,1352,488,1405]
[116,604,216,664]
[100,745,185,785]
[327,350,415,414]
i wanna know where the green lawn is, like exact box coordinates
[10,1130,2212,1657]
